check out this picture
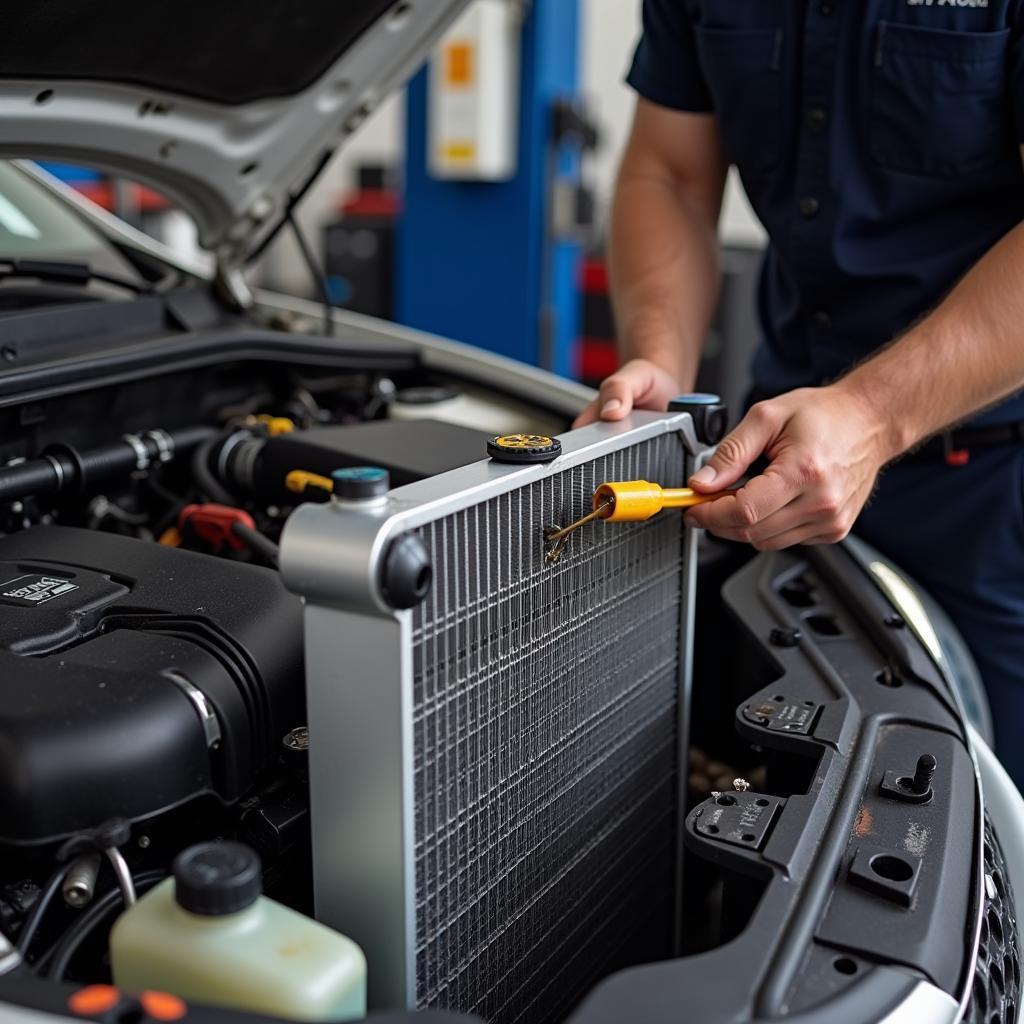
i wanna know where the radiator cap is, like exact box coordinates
[487,434,562,464]
[330,466,390,500]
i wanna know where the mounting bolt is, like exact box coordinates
[283,726,310,752]
[884,614,906,629]
[769,627,802,648]
[912,754,937,795]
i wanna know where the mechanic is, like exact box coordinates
[575,2,1024,786]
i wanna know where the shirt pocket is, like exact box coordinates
[870,22,1014,179]
[695,26,784,174]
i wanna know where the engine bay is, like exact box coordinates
[0,349,570,996]
[0,340,998,1024]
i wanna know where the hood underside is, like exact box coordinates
[0,0,471,266]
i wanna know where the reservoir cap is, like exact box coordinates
[173,841,262,916]
[330,466,390,501]
[487,434,562,464]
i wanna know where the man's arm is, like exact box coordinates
[686,216,1024,549]
[574,98,728,427]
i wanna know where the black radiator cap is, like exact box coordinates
[487,434,562,464]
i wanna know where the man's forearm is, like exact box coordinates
[837,219,1024,460]
[609,172,721,390]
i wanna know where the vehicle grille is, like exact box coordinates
[410,434,689,1023]
[964,814,1020,1024]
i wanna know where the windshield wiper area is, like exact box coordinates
[0,258,149,295]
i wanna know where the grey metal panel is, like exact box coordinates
[0,1,472,264]
[304,604,417,1007]
[283,413,704,1020]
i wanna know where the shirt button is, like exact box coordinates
[799,196,820,219]
[806,106,828,131]
[813,311,832,331]
[820,2,834,14]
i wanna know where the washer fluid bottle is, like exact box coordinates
[110,841,366,1022]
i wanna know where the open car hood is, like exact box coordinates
[0,0,470,269]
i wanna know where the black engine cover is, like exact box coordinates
[0,526,303,844]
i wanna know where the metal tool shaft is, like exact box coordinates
[545,498,614,543]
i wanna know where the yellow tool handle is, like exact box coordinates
[593,480,737,523]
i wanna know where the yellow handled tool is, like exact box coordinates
[544,479,737,563]
[592,480,734,522]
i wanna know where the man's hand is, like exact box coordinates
[684,384,896,550]
[573,358,681,428]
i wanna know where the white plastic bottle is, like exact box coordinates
[111,842,366,1022]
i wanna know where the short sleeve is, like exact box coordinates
[626,0,713,113]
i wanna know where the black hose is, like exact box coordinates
[39,871,166,981]
[190,433,237,506]
[16,862,72,957]
[232,522,280,568]
[0,426,214,505]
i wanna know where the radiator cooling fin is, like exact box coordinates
[410,434,689,1023]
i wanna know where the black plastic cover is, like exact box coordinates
[0,526,304,844]
[251,420,492,501]
[569,543,984,1024]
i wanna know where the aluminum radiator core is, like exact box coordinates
[281,413,704,1022]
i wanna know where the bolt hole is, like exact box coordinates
[869,854,914,882]
[239,161,260,178]
[741,833,756,843]
[34,89,54,105]
[387,1,412,30]
[876,668,903,688]
[804,700,815,707]
[705,824,719,834]
[833,957,858,976]
[716,795,735,806]
[773,695,785,702]
[806,613,842,637]
[755,798,770,807]
[780,579,816,607]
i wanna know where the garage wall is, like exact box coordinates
[264,0,766,294]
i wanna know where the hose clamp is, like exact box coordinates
[43,454,65,489]
[122,434,150,473]
[143,429,175,464]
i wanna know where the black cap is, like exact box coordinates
[331,466,390,501]
[487,434,562,464]
[173,841,262,916]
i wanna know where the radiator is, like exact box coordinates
[281,412,703,1023]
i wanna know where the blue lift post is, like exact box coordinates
[396,0,582,379]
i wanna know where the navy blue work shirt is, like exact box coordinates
[628,0,1024,426]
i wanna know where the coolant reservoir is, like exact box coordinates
[110,842,366,1022]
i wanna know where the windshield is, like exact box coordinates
[0,161,143,283]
